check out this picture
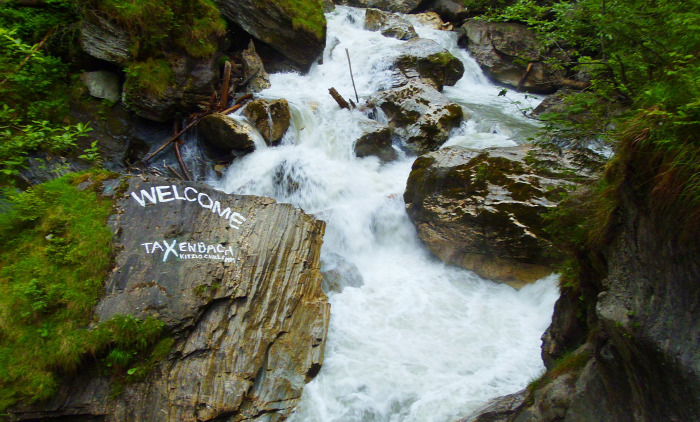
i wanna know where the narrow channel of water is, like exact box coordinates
[213,7,558,422]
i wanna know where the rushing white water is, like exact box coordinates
[213,7,558,422]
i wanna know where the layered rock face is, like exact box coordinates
[404,146,578,285]
[11,177,329,422]
[220,0,326,72]
[459,20,564,94]
[466,159,700,420]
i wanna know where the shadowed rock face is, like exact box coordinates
[220,0,326,72]
[335,0,422,13]
[404,145,579,285]
[11,177,329,422]
[459,20,565,94]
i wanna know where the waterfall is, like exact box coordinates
[213,7,558,422]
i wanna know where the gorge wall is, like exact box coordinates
[467,149,700,421]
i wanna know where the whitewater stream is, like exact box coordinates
[212,7,559,422]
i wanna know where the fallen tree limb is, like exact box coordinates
[329,87,350,110]
[143,117,204,162]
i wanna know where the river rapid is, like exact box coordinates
[212,7,559,422]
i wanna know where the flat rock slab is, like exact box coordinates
[13,177,329,422]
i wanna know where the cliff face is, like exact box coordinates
[467,155,700,421]
[10,177,329,422]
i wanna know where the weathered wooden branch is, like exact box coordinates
[329,87,350,110]
[143,117,204,162]
[516,62,534,91]
[220,61,232,109]
[345,49,359,103]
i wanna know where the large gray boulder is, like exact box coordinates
[335,0,422,13]
[364,8,417,40]
[459,20,564,94]
[391,38,464,90]
[367,80,464,154]
[10,177,329,422]
[80,70,121,103]
[404,145,579,285]
[220,0,326,72]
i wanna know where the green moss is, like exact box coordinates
[84,0,225,60]
[269,0,327,40]
[0,172,169,411]
[125,58,174,97]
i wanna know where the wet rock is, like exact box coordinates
[9,177,329,422]
[220,0,326,72]
[364,8,417,40]
[197,113,257,156]
[458,389,527,422]
[416,0,468,23]
[459,20,564,94]
[404,145,581,285]
[354,118,397,162]
[335,0,422,13]
[321,253,364,294]
[410,12,453,31]
[243,98,291,145]
[240,40,271,93]
[392,37,464,90]
[80,15,130,65]
[80,70,121,103]
[367,80,464,154]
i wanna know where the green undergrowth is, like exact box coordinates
[0,172,168,412]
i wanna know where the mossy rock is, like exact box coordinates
[393,38,465,90]
[243,98,291,145]
[404,145,584,285]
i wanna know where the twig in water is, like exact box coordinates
[345,49,359,103]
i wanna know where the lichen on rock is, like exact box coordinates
[404,145,582,285]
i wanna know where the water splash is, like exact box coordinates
[213,7,557,422]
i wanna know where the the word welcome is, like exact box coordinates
[130,185,247,229]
